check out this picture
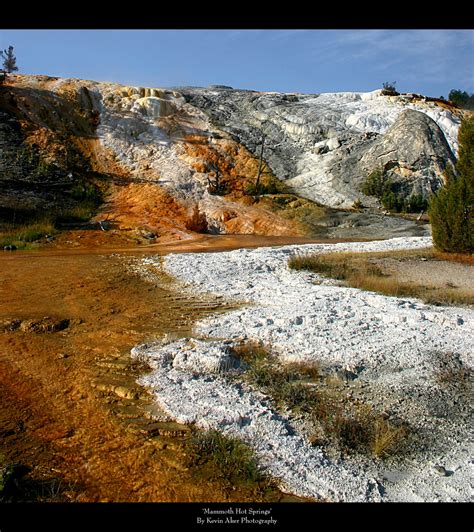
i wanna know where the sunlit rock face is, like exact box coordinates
[0,75,461,237]
[358,110,457,197]
[178,87,459,208]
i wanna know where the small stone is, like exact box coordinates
[141,403,171,421]
[19,317,70,334]
[336,368,358,381]
[433,465,448,476]
[153,421,191,438]
[112,404,143,420]
[0,319,22,332]
[114,385,140,401]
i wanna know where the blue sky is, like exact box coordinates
[0,29,472,97]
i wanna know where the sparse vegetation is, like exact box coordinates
[361,168,428,213]
[288,249,474,307]
[271,197,327,235]
[435,365,471,390]
[231,342,408,458]
[0,456,70,502]
[55,203,99,224]
[245,179,280,196]
[186,429,266,485]
[433,351,473,391]
[0,45,18,76]
[0,218,56,249]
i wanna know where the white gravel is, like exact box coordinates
[131,236,473,502]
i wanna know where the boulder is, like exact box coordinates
[358,110,456,196]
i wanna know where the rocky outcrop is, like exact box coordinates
[360,110,456,195]
[0,75,464,238]
[324,109,458,204]
[180,87,460,208]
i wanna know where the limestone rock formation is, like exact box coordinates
[0,74,464,240]
[321,109,458,205]
[179,87,460,208]
[359,110,457,196]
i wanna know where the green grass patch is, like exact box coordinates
[0,218,56,249]
[186,429,265,485]
[0,181,105,248]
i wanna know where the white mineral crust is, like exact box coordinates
[132,236,473,502]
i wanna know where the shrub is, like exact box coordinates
[381,81,399,96]
[187,430,264,484]
[406,194,428,213]
[185,205,208,233]
[383,81,396,91]
[361,168,389,198]
[381,190,404,212]
[70,182,103,203]
[362,169,427,213]
[429,170,473,253]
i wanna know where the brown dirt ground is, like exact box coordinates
[4,233,465,503]
[380,255,474,292]
[0,242,311,503]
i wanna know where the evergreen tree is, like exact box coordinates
[429,117,474,253]
[0,46,18,74]
[448,89,474,110]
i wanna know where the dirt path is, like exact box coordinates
[0,246,303,502]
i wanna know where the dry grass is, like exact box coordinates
[433,352,473,391]
[0,219,56,249]
[284,360,321,381]
[432,250,474,266]
[288,249,474,307]
[231,342,409,459]
[372,418,407,458]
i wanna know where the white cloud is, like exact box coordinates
[309,30,473,88]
